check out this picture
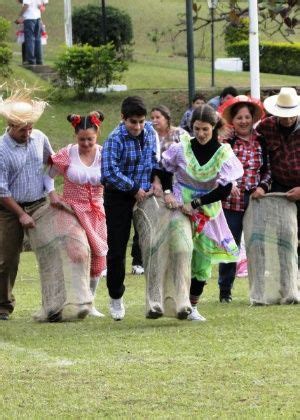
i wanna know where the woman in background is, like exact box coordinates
[218,96,270,303]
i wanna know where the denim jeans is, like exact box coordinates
[23,19,42,64]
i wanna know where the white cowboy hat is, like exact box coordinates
[0,87,47,126]
[221,95,264,124]
[263,87,300,118]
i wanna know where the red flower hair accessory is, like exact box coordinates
[71,115,81,128]
[90,114,101,127]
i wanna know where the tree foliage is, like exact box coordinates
[72,5,133,56]
[0,17,12,78]
[176,1,299,42]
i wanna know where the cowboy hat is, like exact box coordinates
[220,95,264,124]
[0,86,47,126]
[263,87,300,118]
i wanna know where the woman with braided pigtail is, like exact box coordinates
[45,111,108,317]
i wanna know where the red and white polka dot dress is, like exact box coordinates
[51,145,107,276]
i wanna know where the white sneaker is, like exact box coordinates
[132,265,144,275]
[89,306,105,317]
[109,297,125,321]
[187,306,206,321]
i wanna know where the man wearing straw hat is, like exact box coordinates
[256,87,300,262]
[0,88,54,320]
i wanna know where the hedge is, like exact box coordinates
[227,41,300,76]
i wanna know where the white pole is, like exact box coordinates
[64,0,73,47]
[249,0,260,99]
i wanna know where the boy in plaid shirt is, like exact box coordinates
[101,96,159,320]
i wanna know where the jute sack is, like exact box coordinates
[134,195,193,318]
[27,203,92,321]
[244,193,299,305]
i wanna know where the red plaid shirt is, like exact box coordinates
[222,132,271,212]
[256,116,300,189]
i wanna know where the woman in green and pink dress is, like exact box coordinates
[162,104,244,321]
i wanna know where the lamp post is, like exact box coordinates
[186,0,195,106]
[101,0,107,44]
[207,0,218,87]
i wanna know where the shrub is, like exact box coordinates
[54,43,128,96]
[72,5,133,57]
[227,41,300,76]
[0,17,12,78]
[224,18,249,55]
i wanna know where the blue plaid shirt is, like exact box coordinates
[101,121,159,193]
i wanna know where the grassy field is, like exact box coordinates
[0,251,299,418]
[0,1,299,417]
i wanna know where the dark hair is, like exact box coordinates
[121,96,147,119]
[230,102,256,120]
[220,86,238,99]
[192,91,206,103]
[190,104,224,142]
[150,105,171,127]
[67,110,104,133]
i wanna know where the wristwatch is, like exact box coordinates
[191,197,202,209]
[164,189,171,195]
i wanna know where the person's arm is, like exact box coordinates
[0,197,35,228]
[286,187,300,201]
[0,152,35,227]
[191,183,233,208]
[101,135,139,195]
[15,4,29,24]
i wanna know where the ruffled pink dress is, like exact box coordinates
[51,144,107,276]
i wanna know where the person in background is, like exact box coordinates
[101,96,159,321]
[208,86,238,111]
[218,95,271,303]
[0,88,53,320]
[151,104,188,153]
[256,87,300,266]
[162,104,243,321]
[180,92,206,135]
[47,111,108,318]
[15,0,46,65]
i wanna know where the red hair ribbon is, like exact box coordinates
[191,211,210,233]
[90,114,101,127]
[71,115,81,128]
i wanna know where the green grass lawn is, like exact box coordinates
[0,3,299,416]
[0,250,299,418]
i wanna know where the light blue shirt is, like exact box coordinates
[0,129,53,203]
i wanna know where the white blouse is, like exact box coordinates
[66,144,102,185]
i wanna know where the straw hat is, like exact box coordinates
[0,86,47,126]
[263,87,300,118]
[221,95,264,124]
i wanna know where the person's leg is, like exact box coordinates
[0,207,24,319]
[104,192,134,319]
[131,225,144,274]
[23,19,36,64]
[34,19,43,65]
[188,277,207,321]
[218,209,243,302]
[188,248,211,321]
[89,255,106,317]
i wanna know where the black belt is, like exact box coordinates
[18,197,46,208]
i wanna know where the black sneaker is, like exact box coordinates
[219,291,232,303]
[0,313,9,320]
